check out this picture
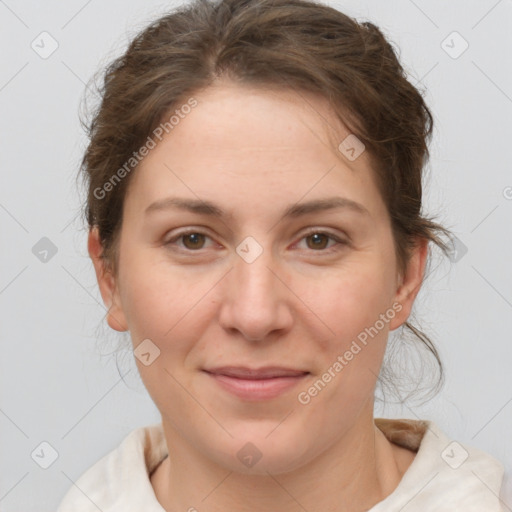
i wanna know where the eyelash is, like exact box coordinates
[164,228,349,255]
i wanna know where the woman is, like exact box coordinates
[57,0,509,509]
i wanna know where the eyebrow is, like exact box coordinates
[144,196,370,219]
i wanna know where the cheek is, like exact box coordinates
[302,261,394,338]
[118,253,206,337]
[295,262,395,396]
[118,258,219,385]
[299,270,392,416]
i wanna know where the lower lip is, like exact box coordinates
[204,371,309,401]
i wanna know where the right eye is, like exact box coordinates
[164,230,215,251]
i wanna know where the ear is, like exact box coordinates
[388,237,429,331]
[87,227,128,332]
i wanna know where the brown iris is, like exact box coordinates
[306,233,329,250]
[182,233,206,250]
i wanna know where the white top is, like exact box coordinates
[56,418,511,511]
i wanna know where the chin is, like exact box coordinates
[208,431,312,476]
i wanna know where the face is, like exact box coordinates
[89,81,426,475]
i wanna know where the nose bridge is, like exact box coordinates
[232,235,281,305]
[239,252,274,293]
[218,234,292,340]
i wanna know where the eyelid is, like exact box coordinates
[292,228,349,254]
[164,227,218,249]
[299,227,349,243]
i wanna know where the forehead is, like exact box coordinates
[163,83,352,157]
[124,82,384,222]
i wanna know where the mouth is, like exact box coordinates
[202,366,310,401]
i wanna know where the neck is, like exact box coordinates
[151,406,414,512]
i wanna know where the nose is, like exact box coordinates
[218,246,293,342]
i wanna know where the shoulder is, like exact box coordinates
[374,418,507,511]
[500,467,512,509]
[56,422,168,512]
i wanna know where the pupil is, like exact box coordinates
[186,233,203,248]
[310,233,327,249]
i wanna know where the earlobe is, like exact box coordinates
[87,227,129,332]
[388,238,428,331]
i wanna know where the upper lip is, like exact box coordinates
[204,366,309,379]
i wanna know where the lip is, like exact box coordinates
[203,366,309,379]
[203,367,309,401]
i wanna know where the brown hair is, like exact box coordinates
[77,0,455,404]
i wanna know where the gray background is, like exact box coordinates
[1,0,511,510]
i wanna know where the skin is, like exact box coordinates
[88,80,427,511]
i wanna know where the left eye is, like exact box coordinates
[297,231,347,252]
